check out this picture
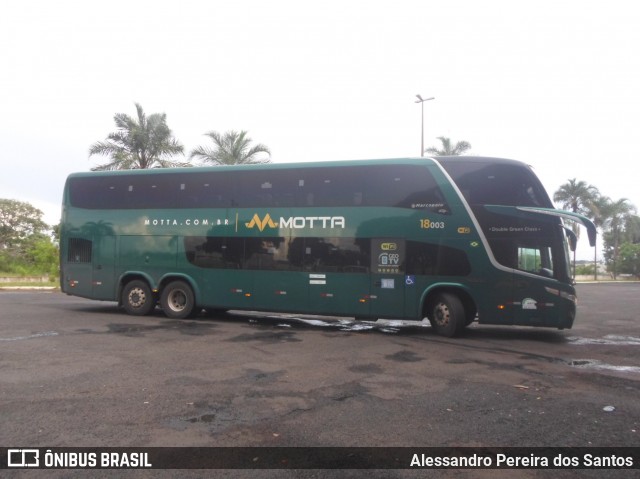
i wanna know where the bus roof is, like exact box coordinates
[70,156,524,178]
[433,156,531,168]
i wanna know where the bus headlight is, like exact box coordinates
[545,286,577,304]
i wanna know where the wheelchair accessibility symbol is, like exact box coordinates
[405,275,415,286]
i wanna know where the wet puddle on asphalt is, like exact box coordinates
[567,359,640,374]
[566,335,640,374]
[0,331,59,341]
[263,315,430,334]
[567,335,640,346]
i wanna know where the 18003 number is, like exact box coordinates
[419,219,445,229]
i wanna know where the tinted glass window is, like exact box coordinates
[233,169,301,207]
[68,173,236,210]
[185,236,471,276]
[488,237,560,279]
[438,160,551,207]
[472,208,564,279]
[185,236,370,273]
[175,175,235,208]
[406,241,471,276]
[68,164,449,212]
[518,245,554,277]
[184,236,237,269]
[243,237,299,271]
[301,237,370,273]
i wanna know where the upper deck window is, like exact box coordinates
[67,164,451,213]
[437,159,552,208]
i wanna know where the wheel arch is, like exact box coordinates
[157,273,201,307]
[117,271,157,306]
[420,283,477,322]
[117,272,201,308]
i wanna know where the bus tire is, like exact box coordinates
[161,280,196,319]
[122,280,155,316]
[428,292,466,337]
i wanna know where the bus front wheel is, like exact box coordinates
[428,293,466,337]
[122,280,155,316]
[160,281,196,319]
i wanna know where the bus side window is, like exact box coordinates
[517,246,554,278]
[406,241,471,276]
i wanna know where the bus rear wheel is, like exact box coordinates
[160,280,196,319]
[122,280,155,316]
[428,293,466,337]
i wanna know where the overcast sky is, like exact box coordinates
[1,0,638,259]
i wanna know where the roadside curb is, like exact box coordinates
[0,287,58,291]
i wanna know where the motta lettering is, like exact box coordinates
[279,216,345,229]
[246,214,345,231]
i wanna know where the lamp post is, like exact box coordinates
[415,94,434,156]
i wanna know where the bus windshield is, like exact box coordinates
[435,157,552,208]
[437,157,573,283]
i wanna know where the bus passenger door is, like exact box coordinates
[302,237,370,317]
[369,239,405,319]
[92,235,116,300]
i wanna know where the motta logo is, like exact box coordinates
[245,213,278,232]
[244,213,346,231]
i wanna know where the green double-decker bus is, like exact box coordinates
[60,157,596,337]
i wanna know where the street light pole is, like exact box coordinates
[415,94,434,156]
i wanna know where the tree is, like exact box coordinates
[190,130,271,165]
[598,197,637,279]
[622,214,640,244]
[0,199,57,276]
[0,199,48,252]
[553,179,599,217]
[554,179,600,277]
[24,234,59,277]
[586,193,610,280]
[618,242,640,278]
[425,136,471,156]
[89,103,187,170]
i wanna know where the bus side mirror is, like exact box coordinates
[563,227,577,252]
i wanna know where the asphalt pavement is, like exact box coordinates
[1,283,639,478]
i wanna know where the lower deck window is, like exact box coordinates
[185,236,471,277]
[518,246,554,277]
[490,239,557,278]
[406,241,471,276]
[184,236,369,273]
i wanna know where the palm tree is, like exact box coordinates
[190,130,271,165]
[554,179,600,278]
[553,179,599,217]
[425,136,471,156]
[89,103,187,171]
[589,194,611,280]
